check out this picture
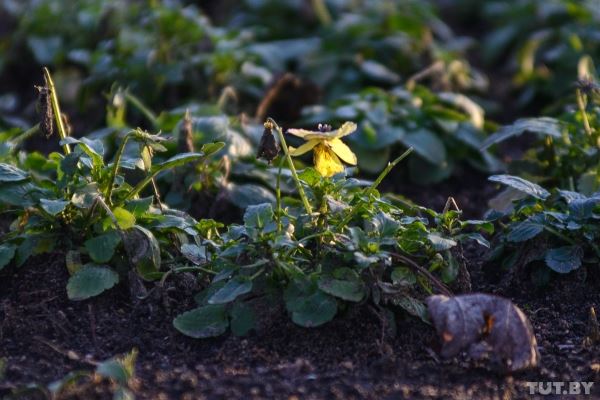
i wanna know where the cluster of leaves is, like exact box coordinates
[0,127,220,301]
[487,174,600,277]
[9,349,138,399]
[301,85,499,183]
[1,0,216,109]
[452,0,600,107]
[173,166,491,338]
[482,58,599,193]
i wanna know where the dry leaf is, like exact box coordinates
[427,293,539,372]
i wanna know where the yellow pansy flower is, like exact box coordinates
[287,122,358,177]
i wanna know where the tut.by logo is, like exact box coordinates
[525,381,594,395]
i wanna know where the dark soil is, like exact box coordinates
[1,245,599,399]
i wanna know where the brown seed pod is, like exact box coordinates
[179,110,195,153]
[257,121,280,164]
[36,85,54,138]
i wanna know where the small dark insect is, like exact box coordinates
[318,123,332,132]
[35,84,54,138]
[257,121,280,164]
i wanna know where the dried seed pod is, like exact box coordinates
[36,84,54,138]
[178,110,195,153]
[257,120,280,164]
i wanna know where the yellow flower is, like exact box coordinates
[287,122,358,177]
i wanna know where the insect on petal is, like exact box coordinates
[329,138,357,165]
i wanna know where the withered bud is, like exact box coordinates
[257,121,280,164]
[575,78,600,95]
[178,110,195,153]
[61,113,72,136]
[35,85,54,138]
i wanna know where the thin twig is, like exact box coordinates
[390,252,453,297]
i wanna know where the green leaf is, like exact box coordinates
[67,264,119,300]
[71,184,100,209]
[227,183,276,209]
[243,203,274,229]
[173,305,229,338]
[545,246,583,274]
[151,152,204,173]
[230,302,256,336]
[400,129,446,166]
[391,267,417,285]
[208,277,253,304]
[85,231,121,263]
[124,196,153,216]
[507,220,544,242]
[181,243,207,265]
[112,207,136,230]
[96,349,137,386]
[0,163,28,182]
[317,276,364,302]
[0,181,45,207]
[428,233,457,251]
[480,117,562,150]
[489,175,550,200]
[123,226,161,281]
[285,281,337,328]
[290,290,337,328]
[39,198,69,215]
[200,142,226,156]
[0,243,16,271]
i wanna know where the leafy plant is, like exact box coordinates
[300,85,500,183]
[482,58,600,193]
[455,0,600,107]
[487,174,600,276]
[172,119,492,338]
[0,70,219,301]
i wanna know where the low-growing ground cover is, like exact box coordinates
[1,1,600,399]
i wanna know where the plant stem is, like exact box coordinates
[276,157,284,232]
[105,131,132,205]
[390,252,453,297]
[311,0,332,26]
[542,226,577,246]
[267,117,313,216]
[576,88,594,137]
[368,147,414,193]
[10,123,40,152]
[43,67,71,154]
[124,91,159,130]
[336,147,413,229]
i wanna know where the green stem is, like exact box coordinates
[105,132,132,205]
[336,147,413,229]
[543,226,577,246]
[10,123,40,152]
[368,147,413,193]
[267,118,313,216]
[124,91,159,129]
[311,0,332,26]
[126,172,159,201]
[576,89,594,137]
[43,67,70,154]
[276,157,284,232]
[250,267,266,280]
[171,265,216,275]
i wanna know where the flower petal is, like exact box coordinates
[287,128,317,139]
[288,139,319,156]
[332,121,357,138]
[329,138,357,165]
[314,144,344,177]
